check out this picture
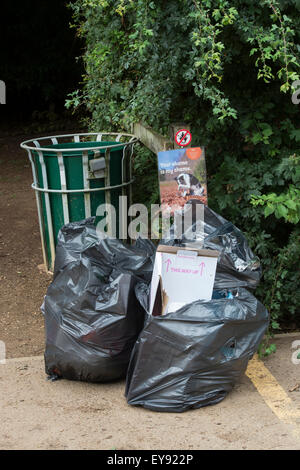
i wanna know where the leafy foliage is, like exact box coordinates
[132,144,160,211]
[68,0,300,344]
[251,154,300,224]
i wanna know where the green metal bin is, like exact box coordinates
[21,132,137,271]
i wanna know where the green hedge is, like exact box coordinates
[67,0,300,343]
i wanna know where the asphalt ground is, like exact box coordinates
[0,334,299,450]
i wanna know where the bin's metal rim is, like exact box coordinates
[20,132,138,153]
[31,179,134,194]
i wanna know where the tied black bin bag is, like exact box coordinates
[42,218,155,382]
[125,203,269,412]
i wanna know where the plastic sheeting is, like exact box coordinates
[125,286,269,412]
[42,218,155,382]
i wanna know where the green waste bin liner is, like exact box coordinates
[21,132,138,271]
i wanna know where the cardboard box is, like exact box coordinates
[150,245,219,316]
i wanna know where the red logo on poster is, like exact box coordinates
[175,129,192,147]
[186,147,202,160]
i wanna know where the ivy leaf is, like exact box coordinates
[275,204,288,219]
[285,200,297,210]
[264,205,274,217]
[280,82,290,93]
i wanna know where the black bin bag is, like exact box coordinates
[125,286,269,412]
[125,202,269,412]
[42,218,155,382]
[162,201,262,289]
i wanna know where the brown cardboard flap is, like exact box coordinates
[152,276,163,316]
[151,276,170,316]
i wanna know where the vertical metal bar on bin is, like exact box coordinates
[57,151,69,225]
[26,149,47,269]
[104,147,113,236]
[36,148,56,269]
[116,132,127,237]
[82,150,91,218]
[120,144,128,240]
[129,137,136,210]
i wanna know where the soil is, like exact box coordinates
[0,133,53,358]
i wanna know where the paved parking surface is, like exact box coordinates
[0,334,299,450]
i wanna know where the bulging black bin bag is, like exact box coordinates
[125,286,269,412]
[125,203,268,412]
[162,201,262,289]
[54,217,155,283]
[42,218,155,382]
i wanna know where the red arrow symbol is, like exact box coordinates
[164,258,172,272]
[199,262,205,276]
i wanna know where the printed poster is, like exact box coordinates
[157,147,207,210]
